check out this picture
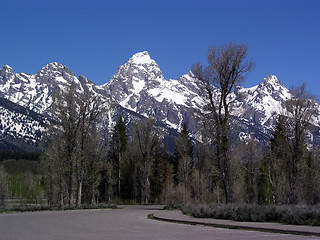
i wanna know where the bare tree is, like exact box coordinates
[75,90,102,206]
[238,138,262,204]
[43,84,104,208]
[173,123,194,201]
[49,83,80,207]
[285,83,319,204]
[192,43,255,203]
[131,118,162,204]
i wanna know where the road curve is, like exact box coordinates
[0,205,318,240]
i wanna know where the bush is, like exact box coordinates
[0,166,8,207]
[181,203,320,226]
[0,203,118,213]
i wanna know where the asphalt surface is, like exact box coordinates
[0,205,319,240]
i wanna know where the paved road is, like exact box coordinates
[0,205,319,240]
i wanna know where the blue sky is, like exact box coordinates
[1,0,320,97]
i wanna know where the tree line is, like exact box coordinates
[1,43,319,208]
[0,151,41,162]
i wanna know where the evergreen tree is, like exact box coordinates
[150,150,164,203]
[108,116,127,198]
[257,161,273,204]
[301,152,318,204]
[269,115,290,204]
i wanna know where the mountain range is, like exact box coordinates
[1,51,319,152]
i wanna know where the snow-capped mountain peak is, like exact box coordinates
[0,62,89,115]
[37,62,64,75]
[103,53,203,129]
[263,74,279,82]
[260,75,285,91]
[126,51,164,82]
[36,62,76,82]
[258,75,291,100]
[130,51,154,65]
[232,74,293,129]
[1,53,320,152]
[2,65,13,71]
[0,65,15,81]
[103,51,165,109]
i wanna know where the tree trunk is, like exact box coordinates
[68,168,74,207]
[76,180,82,207]
[222,155,232,204]
[118,153,121,197]
[220,124,232,204]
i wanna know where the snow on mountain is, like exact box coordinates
[103,52,202,129]
[104,52,287,133]
[103,51,164,109]
[0,62,115,151]
[0,97,46,151]
[1,51,320,151]
[0,62,111,116]
[234,75,292,126]
[0,62,78,114]
[102,51,320,145]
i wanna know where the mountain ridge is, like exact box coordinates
[1,51,319,151]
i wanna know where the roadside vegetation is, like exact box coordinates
[181,204,320,226]
[0,203,117,213]
[1,43,320,226]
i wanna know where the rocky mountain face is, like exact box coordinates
[103,51,202,130]
[1,51,319,151]
[102,51,320,145]
[0,97,46,151]
[0,63,110,151]
[0,63,110,115]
